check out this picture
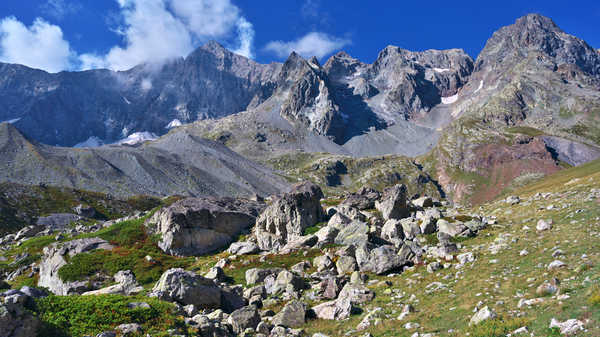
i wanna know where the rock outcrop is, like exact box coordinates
[254,181,325,252]
[146,197,264,256]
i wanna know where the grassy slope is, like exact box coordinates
[299,159,600,336]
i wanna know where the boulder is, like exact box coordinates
[400,218,421,240]
[470,306,497,325]
[437,219,468,237]
[227,242,260,255]
[334,221,370,246]
[315,226,339,244]
[254,182,325,252]
[359,245,407,275]
[14,226,44,241]
[549,318,584,335]
[227,305,261,334]
[38,238,114,295]
[412,196,433,208]
[340,187,381,210]
[338,283,374,304]
[150,268,222,310]
[245,268,283,285]
[271,271,306,294]
[536,219,553,231]
[336,256,357,274]
[36,213,82,228]
[74,204,97,218]
[83,270,143,296]
[116,323,142,336]
[272,300,307,328]
[146,197,263,256]
[375,184,409,220]
[311,297,352,320]
[0,301,41,337]
[381,219,404,244]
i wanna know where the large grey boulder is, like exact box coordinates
[375,184,409,220]
[359,245,407,275]
[311,297,352,320]
[340,187,381,210]
[381,219,404,244]
[245,268,284,285]
[272,300,307,328]
[38,238,114,295]
[149,268,222,310]
[334,221,370,246]
[36,213,82,228]
[227,305,261,334]
[437,219,468,237]
[146,197,263,256]
[254,181,325,252]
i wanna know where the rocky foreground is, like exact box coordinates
[0,159,599,336]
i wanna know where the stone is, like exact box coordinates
[311,297,352,320]
[381,219,404,244]
[74,204,97,218]
[338,283,375,304]
[536,219,553,231]
[548,260,566,270]
[254,182,325,252]
[427,261,442,273]
[272,270,306,294]
[360,245,407,275]
[457,252,475,264]
[228,306,261,334]
[0,302,42,337]
[150,268,222,310]
[315,226,339,244]
[419,217,437,235]
[334,221,370,246]
[375,184,409,220]
[505,196,520,205]
[116,323,142,335]
[204,267,227,282]
[336,256,358,274]
[549,318,584,335]
[228,242,260,255]
[38,238,114,295]
[340,187,381,210]
[469,306,497,325]
[326,213,351,230]
[83,270,144,296]
[146,197,263,256]
[14,226,44,241]
[412,196,433,208]
[437,219,468,237]
[400,218,422,240]
[536,282,559,296]
[313,255,334,272]
[245,268,283,285]
[272,300,307,328]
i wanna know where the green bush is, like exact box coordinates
[36,294,179,337]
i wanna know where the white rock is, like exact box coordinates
[536,219,553,231]
[549,318,584,335]
[548,260,566,270]
[469,306,497,325]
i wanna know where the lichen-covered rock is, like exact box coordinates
[146,197,263,256]
[272,300,307,328]
[254,182,325,252]
[340,187,381,210]
[227,305,260,334]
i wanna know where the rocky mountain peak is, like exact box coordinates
[476,13,600,77]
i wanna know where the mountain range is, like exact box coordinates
[1,13,599,203]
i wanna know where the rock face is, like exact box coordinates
[146,197,264,256]
[150,268,223,310]
[254,181,325,252]
[0,41,281,147]
[38,238,114,295]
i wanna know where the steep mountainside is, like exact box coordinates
[0,42,280,146]
[0,122,289,198]
[423,14,600,204]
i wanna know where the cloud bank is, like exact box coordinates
[265,32,351,59]
[0,0,255,72]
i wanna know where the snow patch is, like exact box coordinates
[166,119,182,129]
[433,68,451,73]
[123,96,131,104]
[141,78,152,91]
[74,136,104,148]
[115,132,158,146]
[474,80,483,93]
[441,93,459,105]
[2,118,21,124]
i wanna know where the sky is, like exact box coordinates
[0,0,598,73]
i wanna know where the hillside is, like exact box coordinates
[0,160,598,336]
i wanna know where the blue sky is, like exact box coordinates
[0,0,598,72]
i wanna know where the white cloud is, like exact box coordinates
[265,32,351,59]
[80,0,255,71]
[0,17,74,73]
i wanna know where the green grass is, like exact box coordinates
[36,294,182,337]
[303,222,326,236]
[464,317,530,337]
[505,126,545,137]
